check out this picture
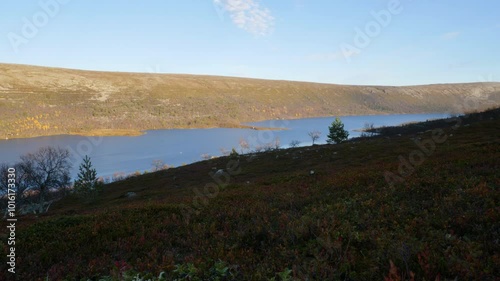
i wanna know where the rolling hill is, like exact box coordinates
[0,108,498,280]
[0,63,499,138]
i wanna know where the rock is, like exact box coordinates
[310,170,315,175]
[125,192,137,198]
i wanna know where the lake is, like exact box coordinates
[0,113,448,179]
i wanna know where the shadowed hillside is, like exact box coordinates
[0,108,498,280]
[1,63,499,138]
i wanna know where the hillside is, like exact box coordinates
[1,63,499,138]
[1,108,498,280]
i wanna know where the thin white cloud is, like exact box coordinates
[214,0,274,36]
[441,31,460,40]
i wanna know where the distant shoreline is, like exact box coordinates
[2,64,498,140]
[1,123,288,140]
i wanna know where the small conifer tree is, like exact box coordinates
[327,117,349,144]
[74,155,102,198]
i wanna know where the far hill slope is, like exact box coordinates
[1,63,499,138]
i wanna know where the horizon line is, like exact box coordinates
[2,62,499,88]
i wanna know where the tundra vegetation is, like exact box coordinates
[1,64,499,139]
[0,108,498,280]
[0,146,72,214]
[74,155,103,199]
[327,117,349,144]
[308,131,321,145]
[289,140,301,148]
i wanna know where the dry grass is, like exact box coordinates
[1,63,499,138]
[69,129,144,137]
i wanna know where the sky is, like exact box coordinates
[1,0,499,86]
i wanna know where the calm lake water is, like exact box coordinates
[0,113,448,179]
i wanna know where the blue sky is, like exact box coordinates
[1,0,499,86]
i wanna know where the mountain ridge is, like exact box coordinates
[1,63,499,138]
[2,62,500,86]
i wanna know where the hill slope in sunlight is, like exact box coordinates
[1,63,499,138]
